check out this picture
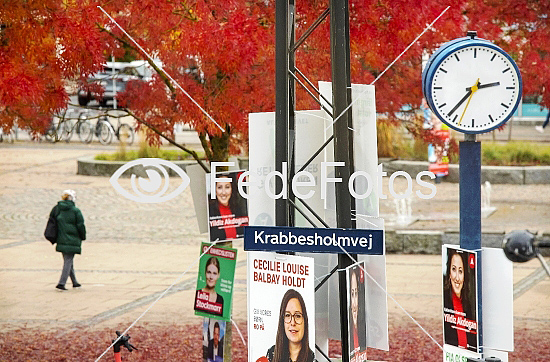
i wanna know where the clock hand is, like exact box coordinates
[466,81,500,91]
[458,78,480,125]
[448,90,472,117]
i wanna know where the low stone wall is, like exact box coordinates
[386,230,550,256]
[78,155,548,184]
[77,156,248,177]
[77,157,196,177]
[384,160,550,184]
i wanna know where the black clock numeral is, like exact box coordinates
[490,54,496,61]
[501,103,509,109]
[502,68,510,73]
[455,54,460,62]
[438,103,447,108]
[489,115,494,122]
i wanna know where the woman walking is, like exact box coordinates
[50,190,86,291]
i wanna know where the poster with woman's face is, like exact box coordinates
[203,318,226,362]
[194,242,237,321]
[442,245,479,354]
[206,170,249,243]
[247,252,315,362]
[346,262,367,362]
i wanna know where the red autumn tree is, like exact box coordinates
[1,0,549,162]
[0,1,105,135]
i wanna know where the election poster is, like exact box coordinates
[194,243,237,321]
[203,318,226,362]
[248,252,315,362]
[347,262,368,362]
[442,245,479,353]
[206,170,249,242]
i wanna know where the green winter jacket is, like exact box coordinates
[51,200,86,254]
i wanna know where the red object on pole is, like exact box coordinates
[429,162,449,176]
[428,127,451,177]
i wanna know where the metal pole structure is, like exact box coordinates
[275,0,290,227]
[330,0,355,360]
[288,0,296,227]
[459,133,483,354]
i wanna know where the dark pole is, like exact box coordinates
[330,0,355,360]
[288,0,296,227]
[275,0,290,227]
[459,133,483,353]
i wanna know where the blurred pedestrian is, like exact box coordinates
[49,190,86,291]
[535,110,550,133]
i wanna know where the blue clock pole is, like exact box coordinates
[459,133,483,354]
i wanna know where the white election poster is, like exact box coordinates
[248,252,316,362]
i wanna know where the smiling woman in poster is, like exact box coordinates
[208,173,248,242]
[195,256,224,317]
[264,289,315,362]
[443,248,478,351]
[348,265,367,361]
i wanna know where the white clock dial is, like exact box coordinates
[429,45,521,133]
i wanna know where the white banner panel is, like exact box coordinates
[249,110,329,355]
[482,247,514,351]
[319,81,388,350]
[248,112,276,227]
[187,163,209,234]
[357,217,388,351]
[350,84,379,218]
[294,110,326,227]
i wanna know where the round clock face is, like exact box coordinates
[427,44,521,133]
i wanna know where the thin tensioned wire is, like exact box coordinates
[97,6,225,133]
[94,241,225,361]
[325,6,450,132]
[231,318,247,347]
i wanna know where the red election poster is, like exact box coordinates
[206,170,249,242]
[247,252,315,362]
[442,245,479,354]
[347,262,367,362]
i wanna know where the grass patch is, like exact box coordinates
[482,142,550,166]
[95,143,203,162]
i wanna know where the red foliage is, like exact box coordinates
[0,320,548,361]
[1,0,549,151]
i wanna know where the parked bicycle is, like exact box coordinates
[79,113,134,146]
[59,111,94,143]
[44,110,72,143]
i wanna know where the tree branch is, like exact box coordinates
[198,132,214,161]
[124,109,210,173]
[95,23,176,94]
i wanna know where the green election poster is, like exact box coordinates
[194,242,237,321]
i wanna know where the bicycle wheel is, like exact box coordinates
[44,123,57,143]
[117,124,134,146]
[77,114,93,143]
[60,119,73,142]
[97,120,113,145]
